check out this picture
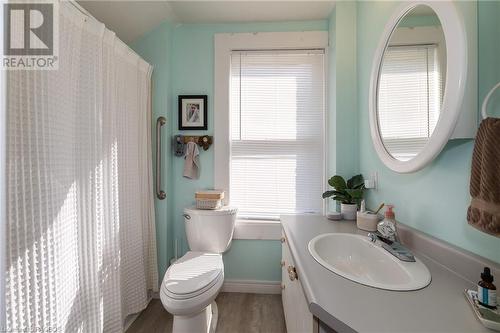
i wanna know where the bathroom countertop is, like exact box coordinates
[281,214,492,333]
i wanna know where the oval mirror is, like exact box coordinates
[369,2,466,173]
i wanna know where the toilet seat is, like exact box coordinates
[164,251,223,299]
[161,251,224,316]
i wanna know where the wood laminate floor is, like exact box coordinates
[126,292,286,333]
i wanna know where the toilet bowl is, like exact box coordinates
[160,207,237,333]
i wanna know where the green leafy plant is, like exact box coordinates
[322,174,365,205]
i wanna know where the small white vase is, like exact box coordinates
[340,203,358,220]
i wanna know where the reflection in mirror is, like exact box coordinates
[377,5,446,161]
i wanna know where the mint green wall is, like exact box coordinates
[328,3,359,212]
[328,2,358,177]
[133,20,328,281]
[223,240,282,281]
[478,1,500,118]
[328,11,336,186]
[131,21,175,279]
[357,1,500,264]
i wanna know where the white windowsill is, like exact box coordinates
[233,219,282,240]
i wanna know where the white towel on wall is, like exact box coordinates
[183,142,200,179]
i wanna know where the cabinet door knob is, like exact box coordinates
[281,283,285,290]
[287,265,298,281]
[280,260,285,267]
[280,237,286,243]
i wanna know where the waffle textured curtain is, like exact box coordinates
[6,3,158,332]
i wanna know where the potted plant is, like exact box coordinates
[322,174,365,220]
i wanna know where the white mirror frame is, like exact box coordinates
[369,1,467,173]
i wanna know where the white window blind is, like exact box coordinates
[378,44,443,161]
[230,50,325,220]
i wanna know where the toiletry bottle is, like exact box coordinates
[478,267,497,309]
[377,205,397,242]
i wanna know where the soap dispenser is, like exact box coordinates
[377,205,397,242]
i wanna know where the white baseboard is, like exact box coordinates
[222,279,282,294]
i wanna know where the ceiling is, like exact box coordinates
[77,1,336,44]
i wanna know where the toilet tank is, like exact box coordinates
[184,207,237,253]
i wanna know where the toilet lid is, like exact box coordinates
[164,251,223,297]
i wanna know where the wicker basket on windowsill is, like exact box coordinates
[195,190,225,210]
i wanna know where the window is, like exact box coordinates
[378,44,443,161]
[229,50,325,220]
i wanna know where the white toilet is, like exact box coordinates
[160,206,237,333]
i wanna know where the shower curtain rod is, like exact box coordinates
[64,0,152,68]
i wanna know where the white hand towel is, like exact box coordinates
[183,141,200,179]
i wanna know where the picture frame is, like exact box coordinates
[178,95,208,130]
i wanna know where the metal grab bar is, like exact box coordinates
[156,117,167,200]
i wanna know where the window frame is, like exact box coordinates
[214,31,328,239]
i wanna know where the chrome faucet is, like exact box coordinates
[368,232,415,262]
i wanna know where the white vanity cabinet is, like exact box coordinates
[281,232,315,333]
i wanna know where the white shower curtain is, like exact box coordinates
[6,3,158,332]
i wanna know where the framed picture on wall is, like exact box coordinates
[178,95,208,130]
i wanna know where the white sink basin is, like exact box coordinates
[308,233,431,291]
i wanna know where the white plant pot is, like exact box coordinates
[340,203,358,220]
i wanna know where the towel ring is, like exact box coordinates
[481,81,500,119]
